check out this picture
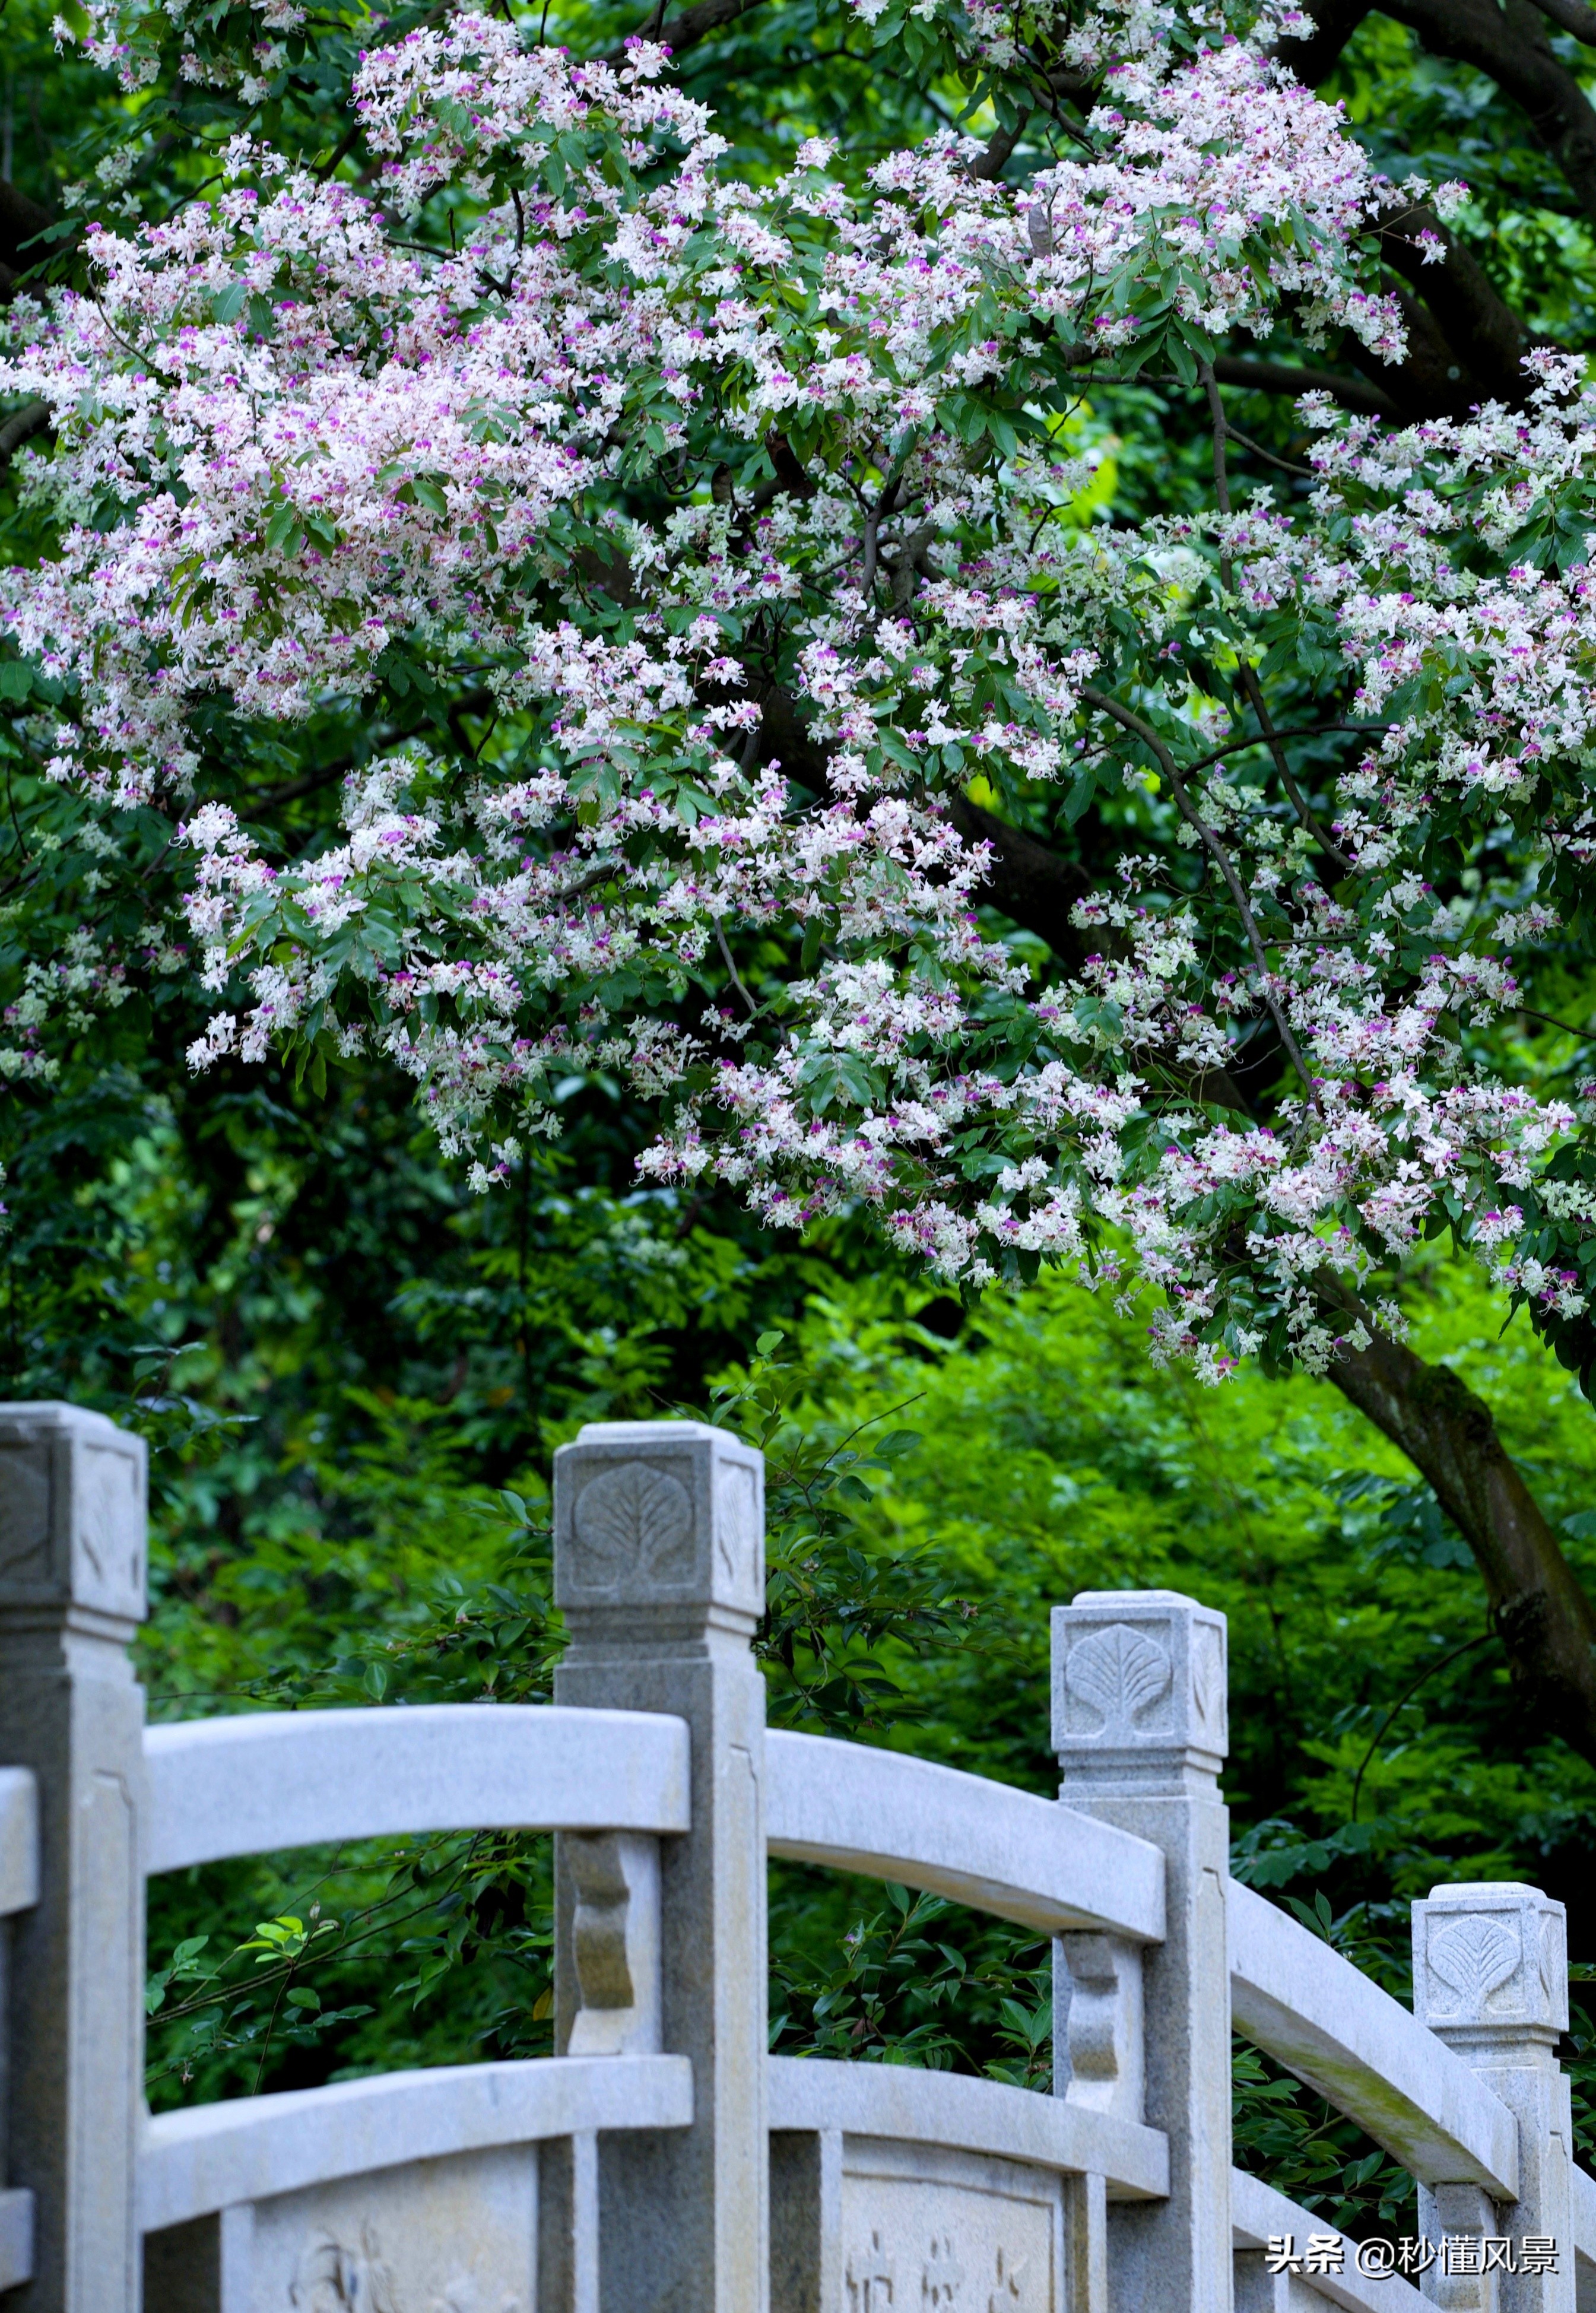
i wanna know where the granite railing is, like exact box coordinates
[0,1400,1589,2312]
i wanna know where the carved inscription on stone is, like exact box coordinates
[840,2140,1060,2313]
[248,2147,535,2313]
[569,1459,694,1590]
[1062,1622,1173,1741]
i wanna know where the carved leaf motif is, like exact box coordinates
[571,1461,693,1587]
[1065,1623,1172,1737]
[1427,1915,1519,2017]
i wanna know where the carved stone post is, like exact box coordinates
[1412,1883,1573,2313]
[0,1404,148,2313]
[1052,1589,1232,2313]
[551,1420,768,2313]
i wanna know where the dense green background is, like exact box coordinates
[6,0,1596,2239]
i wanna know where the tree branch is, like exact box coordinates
[1083,684,1319,1097]
[1522,0,1596,43]
[1377,205,1537,411]
[1211,356,1403,422]
[1379,0,1596,231]
[0,182,56,299]
[1320,1282,1596,1765]
[0,398,50,468]
[613,0,769,61]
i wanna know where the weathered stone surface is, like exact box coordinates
[764,1728,1165,1941]
[1231,1882,1518,2197]
[0,1402,146,1629]
[1414,1884,1567,2041]
[0,1403,146,2313]
[1052,1589,1226,1786]
[1054,1590,1231,2313]
[771,2130,1068,2313]
[144,1705,688,1874]
[249,2145,534,2313]
[552,1421,767,2313]
[554,1420,764,1631]
[1413,1886,1574,2313]
[840,2139,1062,2312]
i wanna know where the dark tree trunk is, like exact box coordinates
[1326,1313,1596,1762]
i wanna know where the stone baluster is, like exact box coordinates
[0,1403,148,2313]
[1053,1588,1232,2313]
[1412,1883,1574,2313]
[549,1420,768,2313]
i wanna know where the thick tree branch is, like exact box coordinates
[613,0,769,62]
[1,182,56,301]
[1378,206,1536,410]
[1213,356,1403,421]
[0,399,50,468]
[1523,0,1596,44]
[1274,0,1371,80]
[1384,0,1596,229]
[972,114,1029,181]
[1322,1290,1596,1763]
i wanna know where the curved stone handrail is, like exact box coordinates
[764,1730,1166,1942]
[139,2054,694,2232]
[1229,1882,1518,2197]
[1231,2167,1426,2313]
[767,2055,1168,2201]
[144,1705,691,1873]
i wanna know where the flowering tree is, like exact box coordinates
[5,0,1596,1748]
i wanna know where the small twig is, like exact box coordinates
[1197,363,1355,880]
[315,120,361,181]
[1235,664,1356,877]
[716,919,758,1016]
[1349,1630,1494,1820]
[1221,418,1316,481]
[1082,684,1318,1102]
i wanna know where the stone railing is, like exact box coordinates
[0,1401,1590,2312]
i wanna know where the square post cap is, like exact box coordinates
[554,1420,764,1635]
[1412,1882,1568,2041]
[1052,1589,1227,1783]
[0,1401,147,1627]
